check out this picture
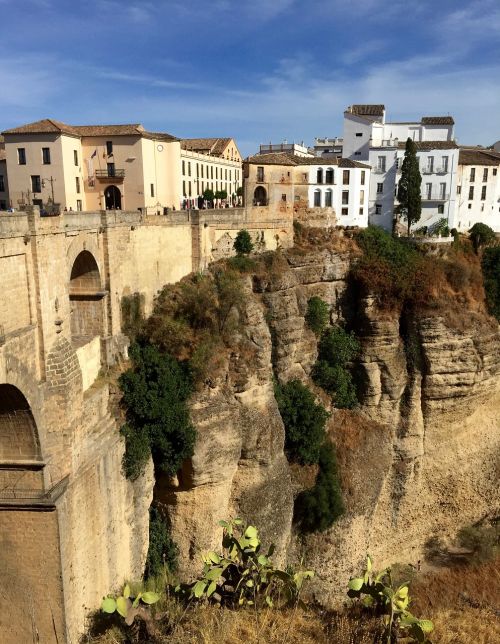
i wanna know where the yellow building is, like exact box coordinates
[1,119,181,212]
[180,138,242,207]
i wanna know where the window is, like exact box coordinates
[0,175,4,192]
[469,186,474,200]
[150,183,155,198]
[375,204,382,215]
[0,200,6,210]
[439,182,446,199]
[18,148,26,165]
[325,189,332,207]
[257,166,264,182]
[75,177,80,194]
[42,147,51,164]
[438,204,444,214]
[377,156,386,172]
[281,193,287,201]
[325,168,334,184]
[188,182,192,197]
[183,181,186,196]
[361,170,365,185]
[355,132,363,137]
[360,190,365,204]
[182,160,185,175]
[481,185,487,200]
[468,203,472,209]
[359,207,364,215]
[188,162,191,177]
[483,168,488,182]
[201,165,204,178]
[426,156,434,172]
[395,158,400,170]
[354,151,361,156]
[107,162,115,177]
[457,185,461,194]
[425,183,432,199]
[211,166,214,179]
[342,191,349,205]
[376,182,383,193]
[106,141,113,155]
[74,150,78,166]
[341,207,348,216]
[313,190,321,207]
[442,156,448,172]
[76,199,82,211]
[317,168,323,184]
[494,168,497,176]
[343,169,350,184]
[31,175,41,193]
[470,168,475,182]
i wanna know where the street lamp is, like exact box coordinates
[41,176,56,204]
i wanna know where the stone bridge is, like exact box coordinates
[0,207,292,643]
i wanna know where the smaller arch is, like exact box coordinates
[325,167,334,184]
[0,384,41,461]
[253,186,267,206]
[104,185,122,210]
[325,189,333,207]
[69,250,105,342]
[313,189,321,207]
[316,168,323,184]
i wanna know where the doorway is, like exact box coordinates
[104,185,121,209]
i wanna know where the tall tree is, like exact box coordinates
[397,137,422,235]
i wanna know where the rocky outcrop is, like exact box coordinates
[161,246,500,601]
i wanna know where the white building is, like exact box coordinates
[343,105,460,231]
[454,147,500,232]
[258,142,312,157]
[312,137,343,158]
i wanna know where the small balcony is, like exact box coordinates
[421,168,435,175]
[435,167,449,174]
[422,193,449,201]
[372,167,386,174]
[95,169,125,183]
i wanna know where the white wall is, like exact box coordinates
[453,162,500,232]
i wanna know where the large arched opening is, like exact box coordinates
[253,186,267,206]
[104,185,122,209]
[69,250,105,343]
[0,384,41,462]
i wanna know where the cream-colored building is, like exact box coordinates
[244,152,370,227]
[2,119,181,212]
[180,138,242,207]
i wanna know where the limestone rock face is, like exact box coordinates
[161,247,500,602]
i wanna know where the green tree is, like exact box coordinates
[397,138,422,235]
[294,442,344,533]
[145,506,178,578]
[203,188,215,205]
[236,186,244,198]
[233,229,254,255]
[119,343,196,480]
[275,379,329,465]
[482,246,500,320]
[469,222,496,253]
[305,296,329,336]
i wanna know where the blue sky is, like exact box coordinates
[1,0,499,155]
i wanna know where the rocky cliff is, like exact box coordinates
[158,240,500,603]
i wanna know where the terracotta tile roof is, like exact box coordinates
[245,152,297,166]
[397,140,458,150]
[421,116,455,125]
[2,118,81,137]
[459,148,500,166]
[2,120,177,140]
[349,104,385,117]
[181,137,233,156]
[246,153,371,169]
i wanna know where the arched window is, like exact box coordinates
[313,189,321,207]
[325,189,333,207]
[316,168,323,184]
[0,385,41,461]
[253,186,267,206]
[325,168,334,184]
[69,251,105,341]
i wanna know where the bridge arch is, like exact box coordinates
[69,250,105,342]
[0,384,41,462]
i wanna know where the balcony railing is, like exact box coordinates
[372,167,386,174]
[435,167,449,174]
[422,193,449,201]
[95,169,125,182]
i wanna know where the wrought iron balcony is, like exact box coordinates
[422,193,449,201]
[95,169,125,182]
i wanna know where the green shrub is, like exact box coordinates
[121,292,145,340]
[145,506,178,578]
[227,255,256,273]
[275,379,329,465]
[233,229,254,256]
[469,222,496,253]
[119,343,196,480]
[457,523,499,563]
[294,442,344,533]
[305,296,329,337]
[183,518,314,608]
[482,246,500,320]
[311,326,360,409]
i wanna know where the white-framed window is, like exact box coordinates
[483,168,488,182]
[342,190,349,205]
[375,204,382,215]
[481,185,487,200]
[42,147,51,164]
[469,186,474,200]
[377,156,386,172]
[325,189,332,207]
[341,207,348,215]
[313,189,321,207]
[376,182,383,193]
[439,183,446,199]
[427,156,434,172]
[442,156,448,172]
[426,183,432,199]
